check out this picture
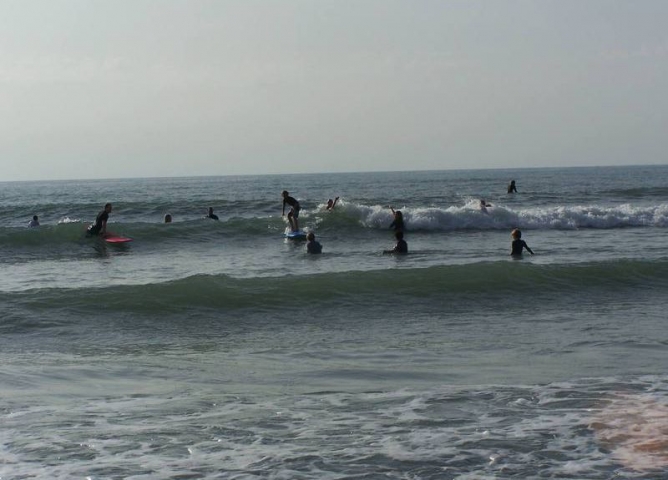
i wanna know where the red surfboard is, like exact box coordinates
[103,232,133,244]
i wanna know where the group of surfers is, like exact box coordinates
[29,179,534,257]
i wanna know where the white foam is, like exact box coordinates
[343,202,668,231]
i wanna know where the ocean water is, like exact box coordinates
[1,165,668,478]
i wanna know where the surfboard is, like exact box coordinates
[284,229,307,240]
[103,232,133,244]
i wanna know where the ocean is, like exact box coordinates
[1,165,668,479]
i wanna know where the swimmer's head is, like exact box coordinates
[511,228,521,239]
[164,214,172,223]
[282,190,289,198]
[307,232,315,241]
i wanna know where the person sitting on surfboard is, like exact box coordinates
[206,207,219,221]
[88,203,112,236]
[306,232,322,254]
[510,228,534,256]
[326,197,339,211]
[282,190,301,232]
[388,207,404,232]
[384,231,408,254]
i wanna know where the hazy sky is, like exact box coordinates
[1,1,667,181]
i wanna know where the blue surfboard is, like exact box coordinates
[284,229,307,240]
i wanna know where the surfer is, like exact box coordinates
[326,197,339,211]
[388,207,404,232]
[88,203,112,236]
[480,199,492,214]
[28,215,40,227]
[206,207,219,221]
[306,232,322,254]
[164,214,172,223]
[508,180,518,193]
[384,231,408,255]
[282,190,301,232]
[510,228,534,256]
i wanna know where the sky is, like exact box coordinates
[1,0,667,181]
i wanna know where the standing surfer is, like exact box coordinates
[282,190,301,232]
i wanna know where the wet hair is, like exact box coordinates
[307,232,315,241]
[511,228,521,239]
[282,190,289,196]
[33,215,38,221]
[105,203,112,209]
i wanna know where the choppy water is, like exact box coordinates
[2,165,668,478]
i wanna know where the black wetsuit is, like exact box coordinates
[207,213,219,220]
[511,239,530,256]
[88,210,109,235]
[283,196,300,217]
[393,239,408,254]
[389,219,404,232]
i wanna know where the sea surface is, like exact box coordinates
[2,165,668,479]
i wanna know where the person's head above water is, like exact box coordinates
[104,203,112,213]
[164,214,172,223]
[32,215,38,221]
[307,232,315,241]
[511,228,521,239]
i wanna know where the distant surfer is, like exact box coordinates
[164,214,172,223]
[326,197,339,211]
[88,203,112,236]
[508,180,517,194]
[480,199,492,214]
[282,190,301,232]
[510,228,534,257]
[206,207,219,221]
[28,215,40,227]
[306,232,322,254]
[388,207,404,232]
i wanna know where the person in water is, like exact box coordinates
[282,190,301,232]
[510,228,534,256]
[88,203,112,236]
[306,232,322,254]
[508,180,518,193]
[28,215,40,227]
[326,197,339,211]
[164,214,172,223]
[389,207,404,232]
[479,199,492,214]
[384,230,408,254]
[207,207,219,220]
